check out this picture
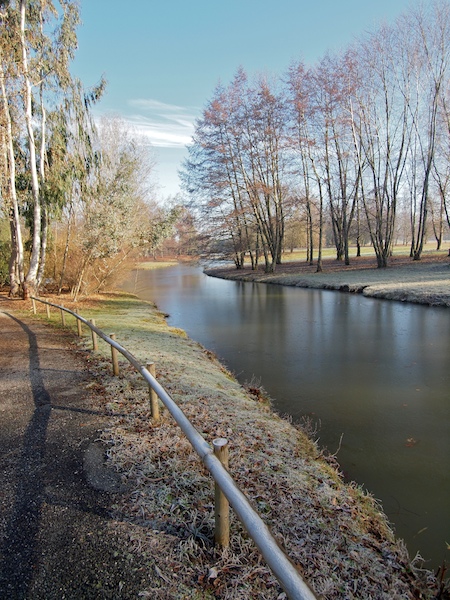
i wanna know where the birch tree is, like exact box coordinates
[0,5,24,295]
[19,0,41,296]
[0,0,87,297]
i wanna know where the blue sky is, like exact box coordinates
[72,0,414,199]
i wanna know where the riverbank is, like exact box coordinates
[205,253,450,307]
[5,288,446,599]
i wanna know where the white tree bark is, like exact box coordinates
[20,0,41,297]
[0,52,24,295]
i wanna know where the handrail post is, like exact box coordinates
[110,333,119,376]
[46,303,51,319]
[75,312,82,337]
[90,319,98,350]
[60,305,66,326]
[147,362,160,422]
[32,298,36,314]
[213,438,230,548]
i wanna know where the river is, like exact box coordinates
[121,263,450,572]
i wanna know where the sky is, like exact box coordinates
[72,0,415,200]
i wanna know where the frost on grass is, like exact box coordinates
[208,255,450,308]
[68,292,442,599]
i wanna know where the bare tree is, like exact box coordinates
[311,53,361,265]
[183,71,257,268]
[184,70,289,272]
[407,1,450,258]
[184,2,450,271]
[242,76,289,272]
[350,25,412,268]
[287,61,325,270]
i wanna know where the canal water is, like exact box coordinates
[121,264,450,571]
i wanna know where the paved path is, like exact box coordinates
[0,306,149,599]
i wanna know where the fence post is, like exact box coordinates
[46,303,51,319]
[32,298,36,315]
[60,305,66,326]
[147,362,160,422]
[75,313,82,337]
[213,438,230,548]
[110,333,119,376]
[90,319,98,351]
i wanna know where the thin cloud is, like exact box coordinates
[129,99,185,112]
[126,98,198,148]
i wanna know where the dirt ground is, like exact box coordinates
[0,296,151,598]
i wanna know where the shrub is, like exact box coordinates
[0,242,10,286]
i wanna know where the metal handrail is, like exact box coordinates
[30,296,317,600]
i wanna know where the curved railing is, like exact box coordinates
[30,296,317,600]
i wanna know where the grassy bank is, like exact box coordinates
[21,287,447,599]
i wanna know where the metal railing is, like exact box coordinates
[30,296,317,600]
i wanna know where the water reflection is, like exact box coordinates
[122,264,450,571]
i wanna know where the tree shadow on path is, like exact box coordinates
[0,313,54,598]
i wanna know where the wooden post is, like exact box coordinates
[147,362,160,422]
[213,438,230,548]
[46,303,51,319]
[60,305,66,326]
[32,298,36,314]
[90,319,98,351]
[110,333,119,376]
[75,313,82,337]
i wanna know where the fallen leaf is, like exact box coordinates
[405,437,418,447]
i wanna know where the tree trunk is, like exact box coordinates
[36,61,48,290]
[8,219,20,297]
[20,0,41,297]
[316,190,324,273]
[37,205,48,288]
[58,209,73,294]
[0,56,25,295]
[306,200,314,265]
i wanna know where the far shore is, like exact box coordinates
[204,252,450,308]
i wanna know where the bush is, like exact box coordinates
[0,242,10,286]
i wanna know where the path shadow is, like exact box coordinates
[52,404,127,418]
[0,314,55,597]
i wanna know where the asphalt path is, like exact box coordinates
[0,305,149,599]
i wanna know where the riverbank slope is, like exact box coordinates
[2,287,447,598]
[205,253,450,307]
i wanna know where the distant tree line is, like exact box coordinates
[0,1,178,298]
[183,1,450,271]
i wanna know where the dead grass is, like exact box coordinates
[17,290,448,598]
[133,260,180,270]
